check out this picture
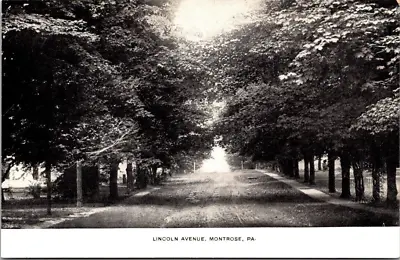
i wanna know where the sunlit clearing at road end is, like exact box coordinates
[200,146,231,173]
[174,0,261,41]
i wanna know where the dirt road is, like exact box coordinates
[52,170,398,228]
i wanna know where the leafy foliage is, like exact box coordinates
[2,0,215,189]
[214,0,399,201]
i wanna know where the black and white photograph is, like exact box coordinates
[1,0,400,258]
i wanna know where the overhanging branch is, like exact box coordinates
[86,129,132,156]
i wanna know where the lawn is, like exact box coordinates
[1,183,131,228]
[2,207,94,228]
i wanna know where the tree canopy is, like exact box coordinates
[2,0,214,168]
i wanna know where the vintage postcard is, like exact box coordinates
[1,0,399,258]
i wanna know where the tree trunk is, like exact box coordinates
[32,164,39,180]
[352,159,365,201]
[135,164,140,189]
[161,167,167,180]
[290,159,295,177]
[386,154,398,204]
[340,152,351,198]
[136,164,147,189]
[303,154,310,183]
[288,159,295,177]
[152,165,157,185]
[272,161,278,172]
[2,161,13,183]
[279,159,291,176]
[278,159,285,175]
[126,159,133,192]
[2,161,14,203]
[328,152,336,193]
[76,161,83,207]
[309,154,316,185]
[45,162,52,216]
[294,159,300,179]
[371,151,382,202]
[318,156,322,171]
[91,164,100,201]
[109,161,119,200]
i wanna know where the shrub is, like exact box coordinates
[26,182,41,199]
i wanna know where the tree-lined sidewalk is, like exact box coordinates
[255,169,398,217]
[215,0,399,205]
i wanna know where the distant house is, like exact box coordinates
[1,164,61,189]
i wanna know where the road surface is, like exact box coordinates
[52,170,398,228]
